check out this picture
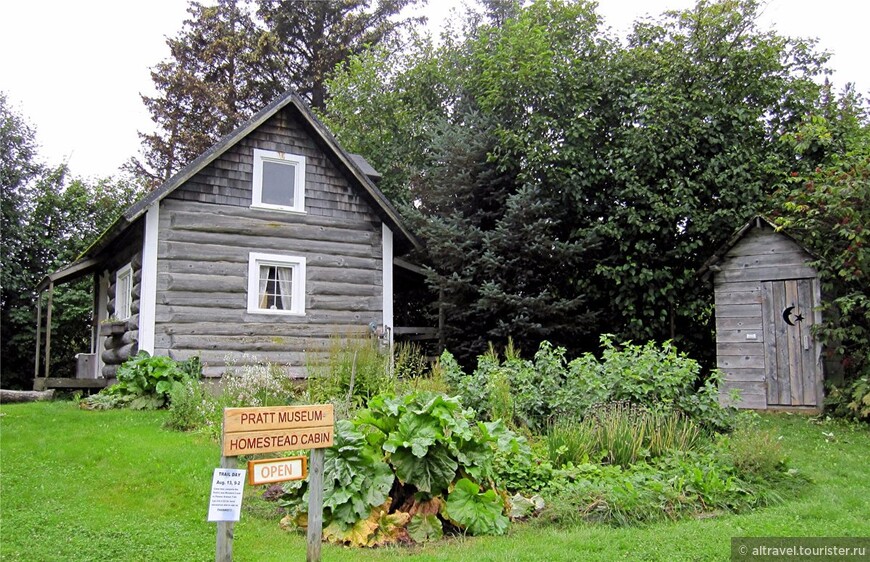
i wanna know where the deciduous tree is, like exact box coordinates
[324,0,840,366]
[1,93,142,388]
[771,95,869,386]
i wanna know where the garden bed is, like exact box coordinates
[1,402,868,561]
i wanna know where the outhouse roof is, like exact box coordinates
[696,215,816,281]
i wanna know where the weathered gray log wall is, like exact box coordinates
[156,106,385,377]
[714,225,817,409]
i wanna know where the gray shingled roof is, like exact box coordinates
[38,90,420,291]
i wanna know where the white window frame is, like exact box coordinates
[115,263,133,320]
[247,252,306,316]
[251,148,306,213]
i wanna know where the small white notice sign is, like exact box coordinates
[207,468,246,522]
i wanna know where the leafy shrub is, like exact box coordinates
[547,402,703,468]
[491,445,554,494]
[82,352,201,410]
[276,391,527,546]
[445,478,508,535]
[165,378,208,431]
[825,375,870,423]
[440,346,492,417]
[443,336,734,431]
[565,336,730,429]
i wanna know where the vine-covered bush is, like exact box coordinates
[81,351,201,410]
[442,336,734,431]
[276,391,528,546]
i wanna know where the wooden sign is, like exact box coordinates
[222,404,334,456]
[217,404,333,562]
[248,456,307,486]
[223,404,334,433]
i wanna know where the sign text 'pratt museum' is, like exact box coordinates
[222,404,334,456]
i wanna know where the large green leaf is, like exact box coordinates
[479,419,531,456]
[321,420,396,526]
[410,393,474,441]
[355,394,403,444]
[362,461,395,508]
[329,489,370,526]
[324,420,368,483]
[407,514,443,543]
[383,412,440,457]
[391,443,457,494]
[452,438,493,483]
[445,478,508,536]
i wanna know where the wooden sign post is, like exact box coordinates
[215,404,334,562]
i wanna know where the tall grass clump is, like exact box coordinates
[724,415,788,480]
[306,335,392,416]
[547,402,703,468]
[393,341,430,379]
[394,341,449,394]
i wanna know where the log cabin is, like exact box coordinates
[699,216,824,411]
[34,91,426,387]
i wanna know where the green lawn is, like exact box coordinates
[1,402,868,561]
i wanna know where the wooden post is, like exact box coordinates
[216,455,238,562]
[44,282,54,378]
[306,448,325,562]
[34,292,42,382]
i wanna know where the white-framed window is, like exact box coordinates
[251,148,306,213]
[247,252,306,315]
[115,263,133,320]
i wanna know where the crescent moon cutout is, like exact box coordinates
[782,306,796,326]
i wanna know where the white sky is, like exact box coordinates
[1,0,867,180]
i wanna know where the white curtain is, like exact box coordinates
[277,266,293,310]
[259,265,270,308]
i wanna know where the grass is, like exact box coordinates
[1,402,869,561]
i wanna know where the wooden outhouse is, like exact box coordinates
[34,90,426,386]
[699,216,824,411]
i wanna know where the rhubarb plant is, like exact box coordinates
[277,391,522,546]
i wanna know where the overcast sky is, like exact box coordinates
[1,0,867,180]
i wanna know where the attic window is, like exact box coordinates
[252,148,306,213]
[247,252,306,315]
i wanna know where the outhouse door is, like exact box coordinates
[761,279,819,407]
